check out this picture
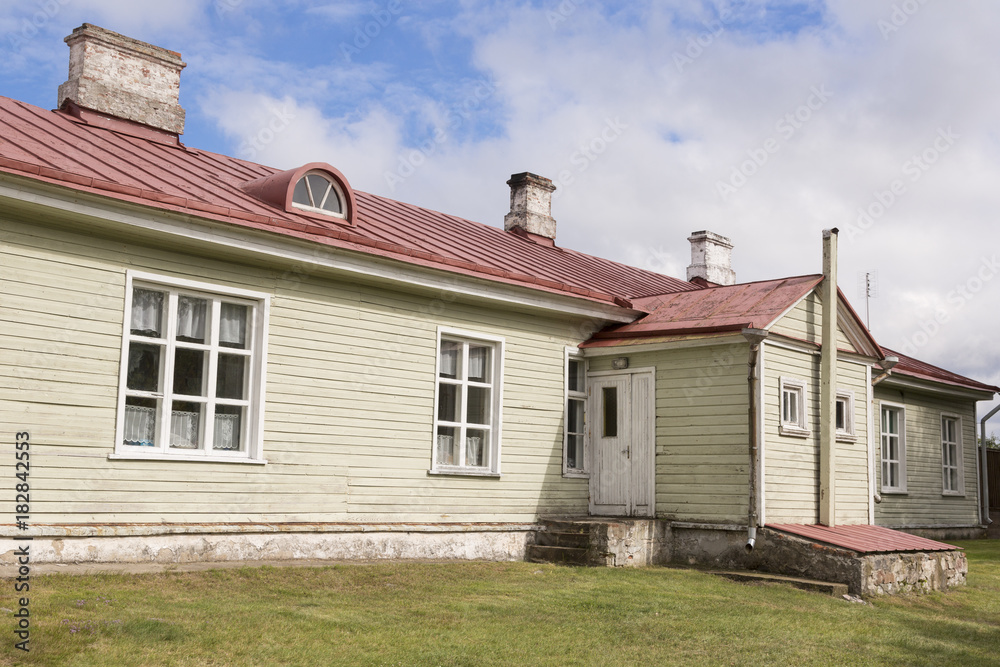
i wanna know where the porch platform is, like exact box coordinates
[766,523,960,553]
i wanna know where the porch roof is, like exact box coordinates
[767,523,960,554]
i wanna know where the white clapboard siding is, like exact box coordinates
[874,387,980,527]
[769,291,856,352]
[0,215,591,526]
[589,342,750,523]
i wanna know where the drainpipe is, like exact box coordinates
[871,356,899,386]
[742,327,769,552]
[981,401,1000,526]
[819,229,838,527]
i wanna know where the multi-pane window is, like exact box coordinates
[434,333,502,473]
[117,275,266,460]
[779,377,808,435]
[942,415,962,494]
[565,353,587,475]
[881,405,906,492]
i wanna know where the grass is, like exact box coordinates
[2,540,999,666]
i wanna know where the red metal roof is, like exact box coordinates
[881,347,1000,394]
[767,524,959,553]
[583,275,822,346]
[0,96,694,307]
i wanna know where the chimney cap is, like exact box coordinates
[506,172,555,190]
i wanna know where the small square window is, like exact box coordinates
[835,391,856,441]
[779,377,809,437]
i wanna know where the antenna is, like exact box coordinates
[857,271,878,330]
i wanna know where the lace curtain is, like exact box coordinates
[130,289,163,336]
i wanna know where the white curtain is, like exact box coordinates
[440,343,459,377]
[214,412,240,451]
[465,435,483,467]
[124,405,156,446]
[468,346,488,381]
[176,296,207,341]
[130,289,163,336]
[220,303,247,347]
[170,410,199,449]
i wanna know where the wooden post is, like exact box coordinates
[820,229,839,527]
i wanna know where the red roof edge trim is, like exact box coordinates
[0,156,41,176]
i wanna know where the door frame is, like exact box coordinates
[587,367,656,517]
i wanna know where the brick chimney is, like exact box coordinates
[504,172,557,243]
[686,231,736,286]
[57,24,186,136]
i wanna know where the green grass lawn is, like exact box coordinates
[3,540,999,666]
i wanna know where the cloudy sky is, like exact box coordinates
[1,0,998,429]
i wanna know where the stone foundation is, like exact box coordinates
[1,526,532,567]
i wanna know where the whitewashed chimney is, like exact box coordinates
[504,172,557,242]
[57,24,186,135]
[687,230,736,286]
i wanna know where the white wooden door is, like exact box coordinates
[589,370,655,517]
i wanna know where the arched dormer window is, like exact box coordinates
[240,162,357,226]
[292,171,346,218]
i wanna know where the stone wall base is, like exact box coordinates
[2,529,530,566]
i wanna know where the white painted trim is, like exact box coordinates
[765,335,879,367]
[757,340,767,526]
[563,346,589,477]
[778,376,810,437]
[112,271,270,463]
[878,400,907,494]
[879,375,995,401]
[587,366,658,379]
[431,326,505,476]
[0,177,635,324]
[866,363,875,524]
[940,412,965,496]
[835,389,857,442]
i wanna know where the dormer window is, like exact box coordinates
[292,172,345,218]
[241,162,357,226]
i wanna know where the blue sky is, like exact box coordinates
[2,0,999,429]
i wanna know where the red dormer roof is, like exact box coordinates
[0,96,695,308]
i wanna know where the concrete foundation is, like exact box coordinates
[1,525,532,567]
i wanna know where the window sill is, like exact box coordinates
[109,453,267,465]
[562,471,590,479]
[836,433,858,443]
[942,491,966,497]
[779,425,810,438]
[428,468,501,478]
[880,488,907,495]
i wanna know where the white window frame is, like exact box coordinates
[779,376,809,437]
[291,170,347,219]
[563,348,588,477]
[111,271,270,464]
[430,327,504,476]
[941,413,964,496]
[835,390,856,442]
[880,402,906,494]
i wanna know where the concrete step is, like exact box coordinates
[527,544,589,565]
[534,530,590,549]
[711,570,849,597]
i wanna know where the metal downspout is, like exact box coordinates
[981,401,1000,526]
[742,328,769,552]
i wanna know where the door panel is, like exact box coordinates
[589,370,655,517]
